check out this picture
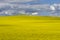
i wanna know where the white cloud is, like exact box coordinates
[11,0,32,2]
[32,12,38,15]
[0,2,60,16]
[0,0,33,2]
[50,5,55,11]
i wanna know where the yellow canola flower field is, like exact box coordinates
[0,16,60,40]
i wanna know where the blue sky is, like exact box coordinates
[36,0,60,4]
[0,0,60,16]
[0,0,60,4]
[24,0,60,5]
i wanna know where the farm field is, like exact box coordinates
[0,16,60,40]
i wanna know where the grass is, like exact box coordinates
[0,16,60,40]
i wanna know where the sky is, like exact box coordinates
[0,0,60,4]
[0,0,60,16]
[35,0,60,4]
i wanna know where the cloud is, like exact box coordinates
[0,0,33,2]
[50,5,56,11]
[0,2,60,16]
[14,4,51,11]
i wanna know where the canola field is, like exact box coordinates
[0,16,60,40]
